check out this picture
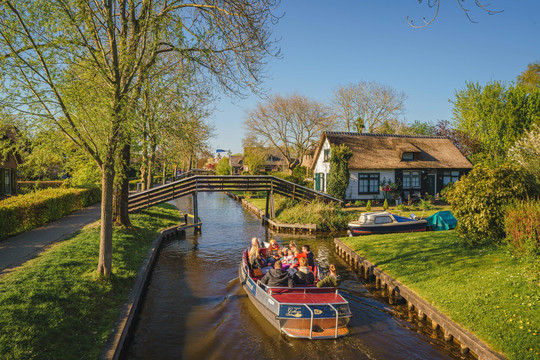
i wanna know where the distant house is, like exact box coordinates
[243,147,289,173]
[310,132,473,201]
[0,126,21,199]
[229,155,244,175]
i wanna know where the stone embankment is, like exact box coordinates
[334,238,506,360]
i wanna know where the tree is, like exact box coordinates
[0,0,280,277]
[451,81,540,165]
[517,61,540,90]
[326,144,352,201]
[245,94,333,170]
[433,120,480,160]
[402,120,436,136]
[215,156,231,175]
[331,82,406,133]
[508,124,540,185]
[242,135,267,174]
[408,0,502,28]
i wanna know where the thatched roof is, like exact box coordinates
[311,132,473,170]
[229,155,243,167]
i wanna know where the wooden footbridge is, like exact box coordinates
[128,173,343,227]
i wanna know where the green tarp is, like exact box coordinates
[426,211,457,231]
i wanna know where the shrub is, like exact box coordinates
[505,200,540,256]
[446,163,536,246]
[383,198,389,210]
[397,204,407,211]
[0,187,101,239]
[17,181,64,195]
[354,200,365,207]
[419,199,433,211]
[366,200,372,211]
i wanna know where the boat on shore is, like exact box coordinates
[348,211,427,236]
[239,249,351,339]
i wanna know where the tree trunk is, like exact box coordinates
[97,162,115,277]
[162,162,166,185]
[113,143,132,227]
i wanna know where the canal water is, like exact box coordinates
[126,193,465,360]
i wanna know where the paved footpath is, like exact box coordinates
[0,203,101,274]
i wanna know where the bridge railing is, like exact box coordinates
[128,175,343,213]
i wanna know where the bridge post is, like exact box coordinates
[192,192,200,234]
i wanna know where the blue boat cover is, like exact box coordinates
[392,214,416,223]
[426,211,457,231]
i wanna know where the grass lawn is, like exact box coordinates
[341,231,539,360]
[0,203,182,360]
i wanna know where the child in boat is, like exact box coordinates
[285,249,295,264]
[292,257,315,286]
[316,264,341,288]
[302,244,315,268]
[260,260,294,288]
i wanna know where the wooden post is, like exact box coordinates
[192,192,199,233]
[265,190,270,218]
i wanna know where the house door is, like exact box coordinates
[427,172,436,197]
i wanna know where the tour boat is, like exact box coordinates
[239,249,351,339]
[347,211,427,236]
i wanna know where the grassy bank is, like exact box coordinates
[342,231,539,360]
[0,203,182,360]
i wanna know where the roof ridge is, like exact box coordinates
[324,131,447,140]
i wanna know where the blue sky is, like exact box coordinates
[210,1,540,154]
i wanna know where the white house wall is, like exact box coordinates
[313,139,331,191]
[346,169,395,201]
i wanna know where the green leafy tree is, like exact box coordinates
[326,144,352,201]
[446,164,538,247]
[452,81,540,165]
[517,61,540,90]
[0,0,279,277]
[215,157,231,175]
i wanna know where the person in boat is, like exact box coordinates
[284,249,295,264]
[260,260,294,288]
[302,244,315,268]
[289,240,299,253]
[249,237,266,270]
[316,264,341,288]
[292,257,315,286]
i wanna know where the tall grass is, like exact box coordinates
[276,201,356,231]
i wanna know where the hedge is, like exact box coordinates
[0,187,101,239]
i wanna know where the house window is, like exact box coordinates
[443,171,460,186]
[323,149,330,162]
[358,173,380,194]
[402,152,414,160]
[402,171,421,189]
[4,168,11,195]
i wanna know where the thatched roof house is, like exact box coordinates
[310,132,473,201]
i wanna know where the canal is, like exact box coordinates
[126,193,465,360]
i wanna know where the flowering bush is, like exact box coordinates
[0,187,100,239]
[505,200,540,256]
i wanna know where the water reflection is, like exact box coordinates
[126,193,464,360]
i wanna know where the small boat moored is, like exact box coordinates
[239,249,351,339]
[348,211,427,236]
